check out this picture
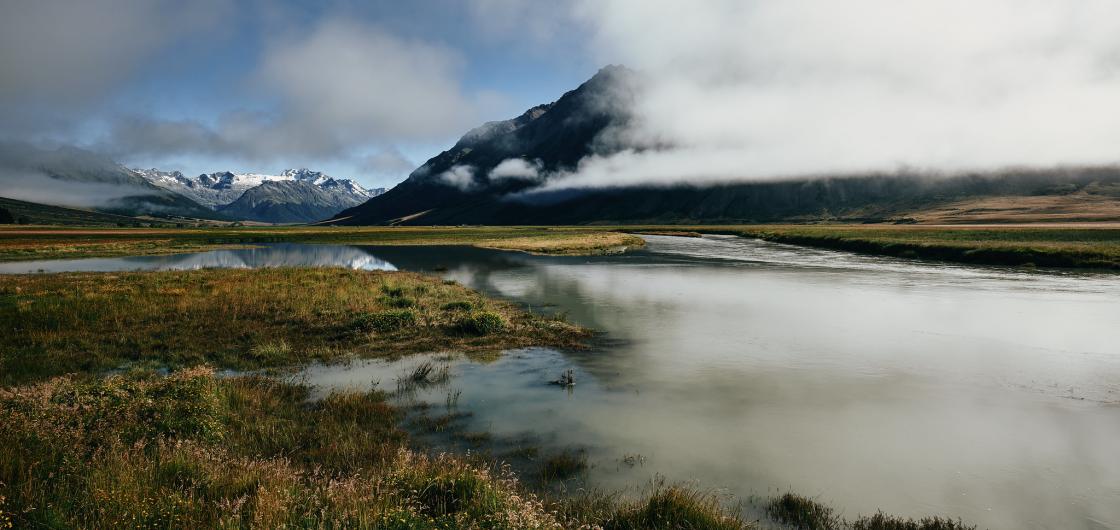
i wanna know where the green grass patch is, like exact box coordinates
[450,311,508,336]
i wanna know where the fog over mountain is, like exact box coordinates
[0,143,218,218]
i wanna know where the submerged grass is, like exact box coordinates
[766,493,976,530]
[0,267,590,385]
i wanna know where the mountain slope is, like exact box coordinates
[0,143,219,219]
[0,196,155,226]
[332,65,637,225]
[217,180,371,223]
[333,66,1120,225]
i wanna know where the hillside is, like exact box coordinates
[333,67,1120,226]
[0,197,154,226]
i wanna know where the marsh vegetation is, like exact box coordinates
[0,267,588,385]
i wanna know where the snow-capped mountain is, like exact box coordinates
[134,167,385,222]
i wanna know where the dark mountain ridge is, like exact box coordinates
[333,66,1120,225]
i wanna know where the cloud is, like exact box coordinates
[489,158,542,181]
[97,18,487,165]
[534,0,1120,190]
[439,165,478,190]
[359,148,416,179]
[0,0,227,133]
[0,170,149,209]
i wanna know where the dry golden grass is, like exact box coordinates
[478,232,645,255]
[908,193,1120,224]
[0,225,646,262]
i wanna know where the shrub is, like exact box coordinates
[450,311,507,336]
[351,309,418,333]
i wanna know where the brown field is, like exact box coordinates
[907,194,1120,224]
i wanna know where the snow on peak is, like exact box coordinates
[134,167,380,208]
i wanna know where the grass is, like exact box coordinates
[0,368,562,529]
[557,481,747,530]
[0,366,757,529]
[539,450,589,482]
[0,225,646,261]
[0,267,590,386]
[700,224,1120,269]
[766,493,976,530]
[4,222,1115,270]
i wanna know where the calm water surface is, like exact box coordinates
[6,236,1119,529]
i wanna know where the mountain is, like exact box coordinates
[333,66,1120,225]
[136,167,381,223]
[331,65,638,225]
[217,180,379,223]
[0,143,219,219]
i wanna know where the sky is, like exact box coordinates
[3,0,1120,190]
[0,0,598,188]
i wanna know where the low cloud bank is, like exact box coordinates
[532,0,1120,191]
[0,171,150,209]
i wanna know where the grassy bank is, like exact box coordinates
[0,367,761,529]
[0,266,747,528]
[657,224,1120,269]
[0,225,644,262]
[0,267,589,385]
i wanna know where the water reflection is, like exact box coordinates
[0,243,396,273]
[5,236,1120,529]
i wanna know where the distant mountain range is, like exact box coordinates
[0,142,386,224]
[134,167,384,223]
[333,65,1120,225]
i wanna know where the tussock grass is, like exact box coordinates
[450,311,508,336]
[559,481,747,530]
[540,450,589,482]
[766,493,976,530]
[0,368,564,529]
[0,267,590,385]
